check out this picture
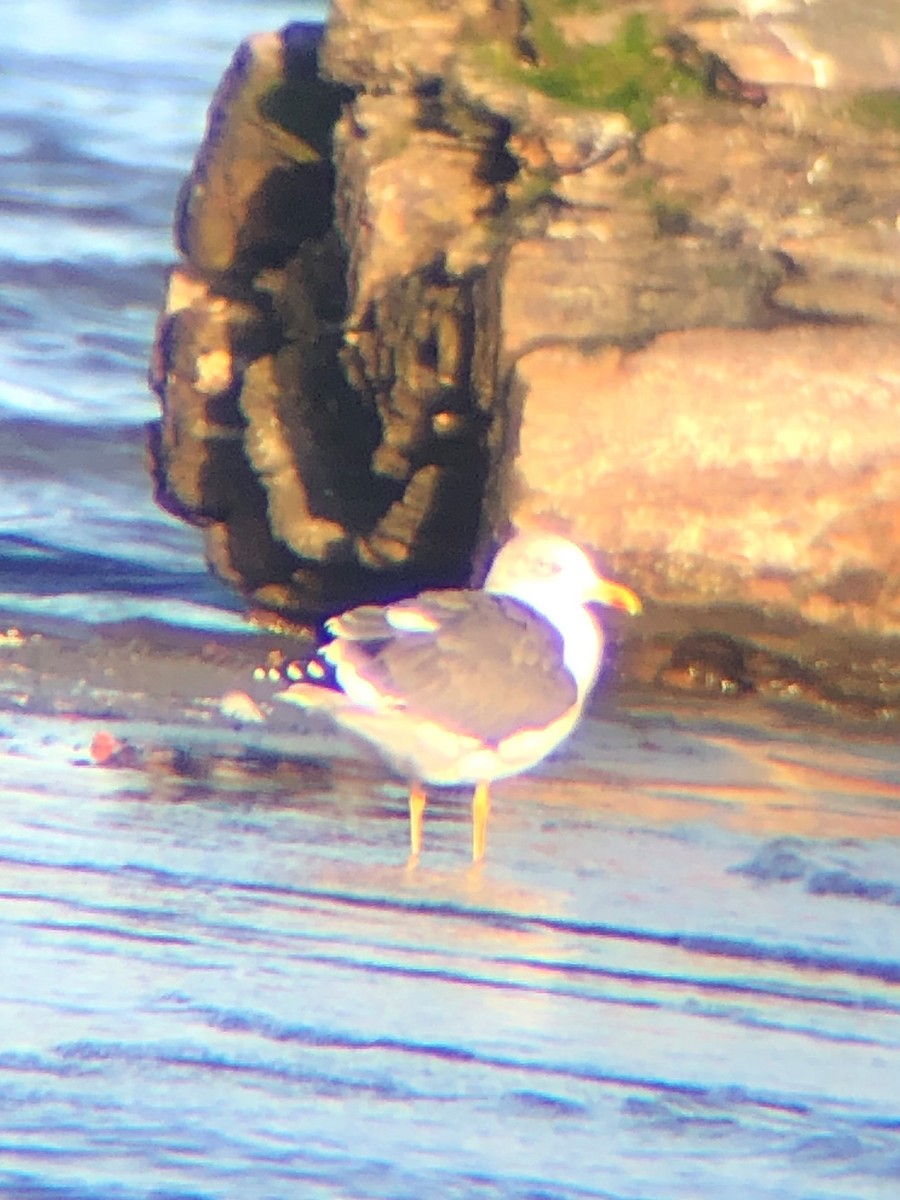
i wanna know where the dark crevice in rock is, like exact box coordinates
[664,31,768,108]
[474,123,520,187]
[412,78,454,135]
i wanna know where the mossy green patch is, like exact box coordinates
[847,90,900,133]
[511,6,703,131]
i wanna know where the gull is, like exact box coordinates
[279,530,641,860]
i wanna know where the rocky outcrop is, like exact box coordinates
[149,15,513,619]
[149,0,900,650]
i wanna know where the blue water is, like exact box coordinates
[0,4,899,1198]
[0,0,322,627]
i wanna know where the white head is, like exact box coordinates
[485,531,641,616]
[484,531,642,698]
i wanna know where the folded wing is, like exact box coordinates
[324,591,578,744]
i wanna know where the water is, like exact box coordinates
[0,0,320,626]
[1,3,899,1198]
[2,706,900,1199]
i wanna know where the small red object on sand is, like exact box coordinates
[90,730,140,768]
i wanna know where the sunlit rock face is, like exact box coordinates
[513,327,900,633]
[150,0,900,641]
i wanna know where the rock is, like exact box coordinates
[322,0,521,92]
[500,208,777,357]
[511,326,900,632]
[640,108,900,325]
[675,0,900,93]
[148,22,482,615]
[148,0,900,678]
[656,632,754,697]
[175,26,341,275]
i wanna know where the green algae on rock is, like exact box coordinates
[495,6,704,130]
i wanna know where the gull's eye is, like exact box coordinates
[531,554,563,578]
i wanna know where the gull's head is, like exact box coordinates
[484,531,642,617]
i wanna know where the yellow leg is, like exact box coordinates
[408,782,427,860]
[472,781,491,862]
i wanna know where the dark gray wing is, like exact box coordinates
[329,591,577,743]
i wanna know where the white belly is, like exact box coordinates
[338,702,583,787]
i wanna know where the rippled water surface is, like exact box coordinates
[0,0,320,625]
[1,3,899,1198]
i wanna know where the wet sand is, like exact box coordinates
[1,611,899,1199]
[1,608,897,848]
